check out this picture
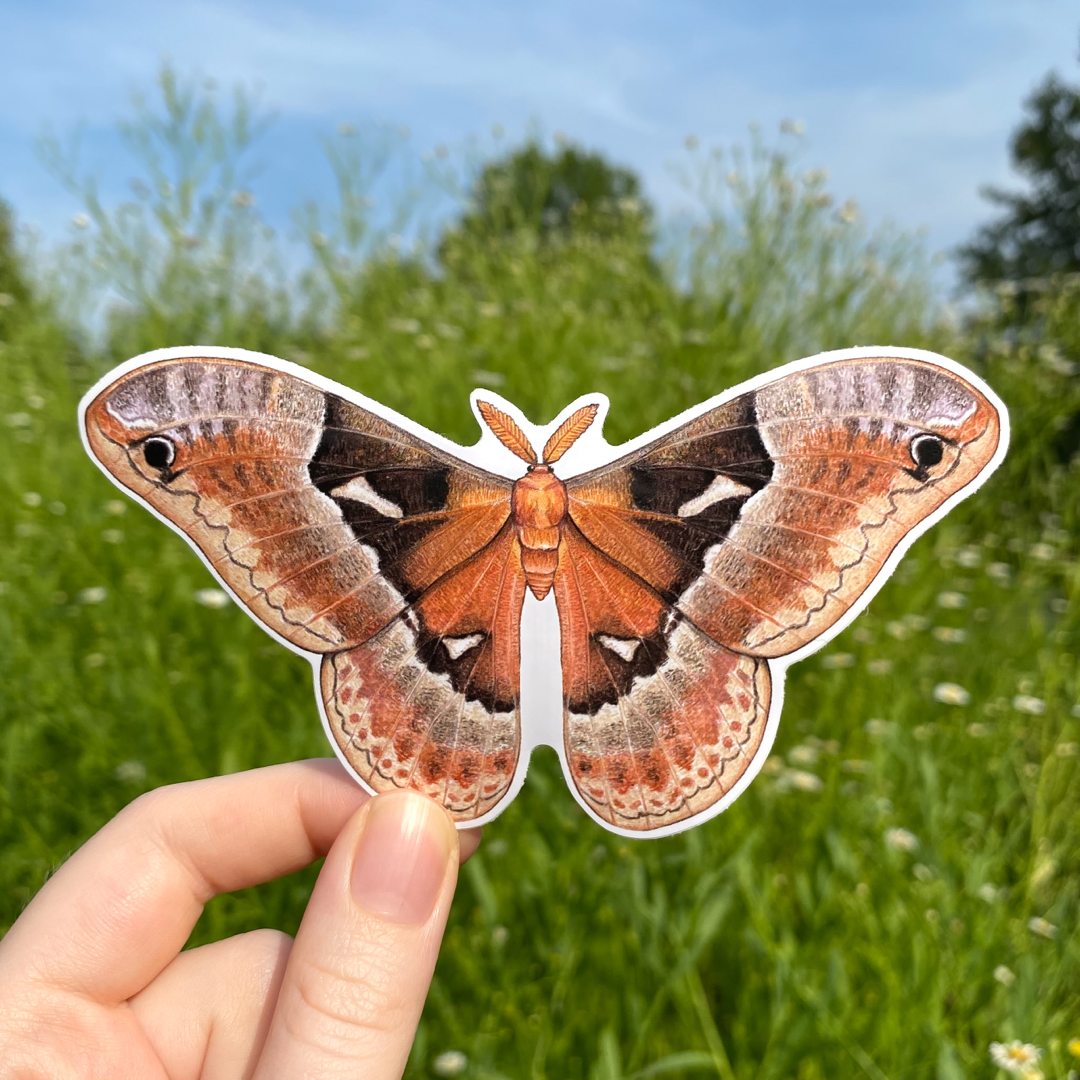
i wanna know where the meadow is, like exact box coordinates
[1,74,1078,1078]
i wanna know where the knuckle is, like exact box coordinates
[285,944,414,1048]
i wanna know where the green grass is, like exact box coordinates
[2,74,1079,1079]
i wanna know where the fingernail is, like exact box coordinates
[351,792,454,925]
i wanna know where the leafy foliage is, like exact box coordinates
[960,64,1080,287]
[449,141,654,243]
[3,70,1079,1080]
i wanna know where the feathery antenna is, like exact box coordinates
[477,401,538,464]
[542,404,599,463]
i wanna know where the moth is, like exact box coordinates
[81,347,1007,838]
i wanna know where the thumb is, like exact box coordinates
[253,790,464,1080]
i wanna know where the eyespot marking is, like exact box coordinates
[142,437,175,470]
[910,433,945,469]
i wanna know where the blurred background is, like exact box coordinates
[1,4,1079,1078]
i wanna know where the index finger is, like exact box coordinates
[0,760,365,1004]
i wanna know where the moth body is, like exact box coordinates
[511,464,569,599]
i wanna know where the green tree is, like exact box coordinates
[447,141,654,244]
[960,62,1080,286]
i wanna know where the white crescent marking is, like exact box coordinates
[677,474,753,517]
[330,476,404,518]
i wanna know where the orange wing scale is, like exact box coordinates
[322,522,526,820]
[553,523,770,830]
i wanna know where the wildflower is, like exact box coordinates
[1068,1037,1080,1058]
[937,591,967,609]
[788,745,819,766]
[1012,695,1045,715]
[432,1050,469,1076]
[337,122,357,136]
[683,329,707,345]
[913,863,934,881]
[194,588,230,609]
[491,925,509,946]
[924,908,939,923]
[477,302,501,318]
[762,756,782,775]
[838,199,859,223]
[1029,543,1055,562]
[934,682,971,706]
[884,827,919,853]
[779,118,806,136]
[78,586,108,605]
[115,760,147,782]
[904,613,930,631]
[866,658,893,675]
[987,561,1013,583]
[1027,916,1058,939]
[471,369,506,388]
[1056,742,1079,757]
[388,317,420,334]
[73,213,90,228]
[49,501,65,515]
[0,293,14,307]
[106,500,127,516]
[415,334,435,350]
[993,964,1016,986]
[841,759,870,774]
[932,626,968,644]
[785,769,824,793]
[967,722,989,738]
[230,189,254,208]
[821,652,855,669]
[957,546,982,568]
[84,653,105,668]
[101,529,124,544]
[865,718,894,738]
[684,134,699,151]
[989,1041,1041,1073]
[22,491,42,507]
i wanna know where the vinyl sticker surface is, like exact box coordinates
[80,346,1008,838]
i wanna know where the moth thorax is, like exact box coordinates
[512,466,568,599]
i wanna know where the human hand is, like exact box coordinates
[0,759,480,1079]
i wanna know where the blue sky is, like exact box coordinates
[2,0,1079,274]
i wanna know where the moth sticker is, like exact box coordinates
[80,347,1008,838]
